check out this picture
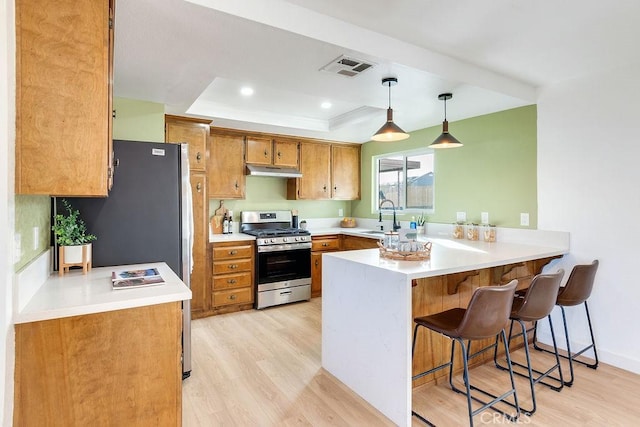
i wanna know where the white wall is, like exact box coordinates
[1,0,16,423]
[537,61,640,373]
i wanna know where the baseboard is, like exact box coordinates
[536,331,640,375]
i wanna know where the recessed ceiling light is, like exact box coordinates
[321,101,332,109]
[240,87,254,96]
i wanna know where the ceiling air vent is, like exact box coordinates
[320,55,376,78]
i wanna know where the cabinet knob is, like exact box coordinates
[322,243,329,247]
[227,279,237,284]
[334,186,337,191]
[229,294,237,300]
[228,264,238,269]
[196,152,202,162]
[196,182,202,192]
[323,185,327,192]
[264,149,268,157]
[235,181,239,189]
[315,259,319,267]
[277,151,282,158]
[229,250,238,255]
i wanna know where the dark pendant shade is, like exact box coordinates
[430,93,463,149]
[372,107,410,142]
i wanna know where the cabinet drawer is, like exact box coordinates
[212,245,253,260]
[212,287,253,307]
[312,237,341,251]
[212,272,252,290]
[212,258,252,275]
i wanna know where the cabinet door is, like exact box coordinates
[273,139,299,168]
[332,144,361,200]
[166,118,209,171]
[208,134,246,199]
[297,143,331,199]
[245,136,273,165]
[311,252,323,297]
[190,172,208,315]
[16,0,112,196]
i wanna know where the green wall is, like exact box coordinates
[209,176,351,222]
[113,97,165,142]
[352,105,537,228]
[14,196,50,272]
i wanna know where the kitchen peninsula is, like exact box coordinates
[321,231,569,426]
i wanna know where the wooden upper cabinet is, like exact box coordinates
[289,142,331,200]
[15,0,114,196]
[208,133,245,199]
[165,115,211,171]
[246,136,299,169]
[331,144,361,200]
[245,136,272,166]
[273,139,299,168]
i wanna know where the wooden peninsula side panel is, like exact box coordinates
[411,257,560,388]
[14,302,183,426]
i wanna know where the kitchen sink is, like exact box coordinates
[361,230,385,235]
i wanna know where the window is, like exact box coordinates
[374,149,434,213]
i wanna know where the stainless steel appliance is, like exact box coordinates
[55,140,193,378]
[241,211,312,309]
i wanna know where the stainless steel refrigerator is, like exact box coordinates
[55,139,192,378]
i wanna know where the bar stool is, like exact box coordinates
[532,260,600,386]
[412,280,519,427]
[493,270,565,415]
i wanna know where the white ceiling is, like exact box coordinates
[114,0,640,143]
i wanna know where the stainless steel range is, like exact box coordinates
[241,211,312,309]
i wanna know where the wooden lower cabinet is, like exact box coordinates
[341,235,379,250]
[211,241,254,313]
[310,235,342,297]
[14,302,182,426]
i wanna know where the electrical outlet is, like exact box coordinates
[520,213,530,226]
[456,211,466,222]
[33,227,40,251]
[481,212,489,224]
[338,208,344,217]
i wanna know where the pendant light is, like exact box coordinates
[372,77,409,142]
[430,93,463,148]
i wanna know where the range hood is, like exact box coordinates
[246,164,302,178]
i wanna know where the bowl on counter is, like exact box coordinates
[340,218,357,228]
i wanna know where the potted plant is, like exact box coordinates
[416,213,427,235]
[52,199,96,275]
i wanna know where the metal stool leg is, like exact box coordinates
[533,302,598,387]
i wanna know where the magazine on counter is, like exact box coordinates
[111,267,165,289]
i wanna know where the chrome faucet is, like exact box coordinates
[379,199,401,231]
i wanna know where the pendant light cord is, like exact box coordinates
[387,81,391,109]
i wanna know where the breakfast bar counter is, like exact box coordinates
[321,232,569,426]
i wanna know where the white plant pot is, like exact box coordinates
[417,225,426,235]
[62,243,92,264]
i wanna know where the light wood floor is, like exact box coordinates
[183,298,640,426]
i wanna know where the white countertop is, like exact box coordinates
[324,237,568,280]
[209,232,256,243]
[15,262,192,324]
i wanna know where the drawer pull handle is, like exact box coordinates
[229,294,237,300]
[277,151,282,158]
[229,250,238,255]
[228,264,238,269]
[315,259,319,267]
[264,149,268,157]
[196,152,202,162]
[280,291,292,296]
[322,243,329,247]
[227,279,237,284]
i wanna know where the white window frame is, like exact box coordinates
[372,148,435,215]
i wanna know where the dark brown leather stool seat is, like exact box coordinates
[412,280,520,427]
[532,260,600,386]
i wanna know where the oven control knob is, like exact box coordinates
[283,237,288,243]
[270,238,276,243]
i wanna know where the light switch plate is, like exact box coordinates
[520,213,530,226]
[456,211,466,222]
[338,208,344,217]
[481,212,489,224]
